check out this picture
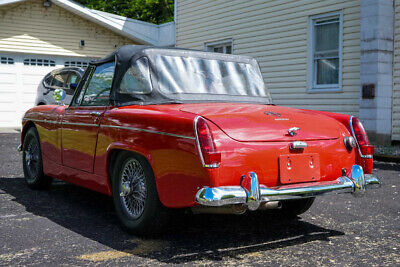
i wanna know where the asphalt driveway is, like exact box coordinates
[0,133,399,266]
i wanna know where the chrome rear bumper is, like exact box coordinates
[195,165,380,210]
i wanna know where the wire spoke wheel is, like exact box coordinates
[119,158,147,219]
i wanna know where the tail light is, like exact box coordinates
[350,117,373,174]
[195,116,221,168]
[351,117,374,156]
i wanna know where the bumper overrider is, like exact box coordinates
[195,165,380,211]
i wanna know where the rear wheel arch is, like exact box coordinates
[107,148,155,191]
[21,121,37,147]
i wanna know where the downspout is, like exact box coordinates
[174,0,177,46]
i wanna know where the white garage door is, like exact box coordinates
[0,54,92,128]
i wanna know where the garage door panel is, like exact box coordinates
[0,112,17,123]
[0,92,17,103]
[0,54,58,127]
[21,73,49,85]
[0,72,17,84]
[0,102,20,111]
[0,54,93,127]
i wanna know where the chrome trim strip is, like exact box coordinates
[349,116,373,159]
[64,122,97,127]
[101,124,195,140]
[23,118,195,140]
[196,165,380,207]
[193,116,220,168]
[22,118,61,124]
[194,116,206,167]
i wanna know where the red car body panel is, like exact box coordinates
[22,103,366,208]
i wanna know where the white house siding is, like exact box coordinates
[0,0,136,58]
[393,0,400,141]
[176,0,361,115]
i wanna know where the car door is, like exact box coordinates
[61,62,115,172]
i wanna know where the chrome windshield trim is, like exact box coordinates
[101,124,195,140]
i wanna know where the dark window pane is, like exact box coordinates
[225,45,232,54]
[315,21,339,52]
[44,74,53,86]
[51,72,68,87]
[316,58,339,85]
[213,47,223,53]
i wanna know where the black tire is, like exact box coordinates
[277,197,315,218]
[22,127,52,189]
[112,151,169,235]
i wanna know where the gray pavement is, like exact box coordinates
[0,133,399,266]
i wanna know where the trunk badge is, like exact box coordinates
[265,111,281,117]
[288,127,300,136]
[265,111,289,121]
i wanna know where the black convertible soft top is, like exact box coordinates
[89,45,272,106]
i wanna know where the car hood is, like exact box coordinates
[180,103,343,142]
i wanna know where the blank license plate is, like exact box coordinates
[279,154,321,184]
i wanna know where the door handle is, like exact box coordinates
[90,111,101,117]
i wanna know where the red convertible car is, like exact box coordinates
[20,46,380,234]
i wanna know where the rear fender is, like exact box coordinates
[104,142,153,191]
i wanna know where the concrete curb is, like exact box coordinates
[374,154,400,163]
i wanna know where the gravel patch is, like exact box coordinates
[374,144,400,157]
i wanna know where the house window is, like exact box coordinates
[205,39,233,54]
[24,58,56,67]
[1,57,14,65]
[308,13,342,91]
[64,61,89,68]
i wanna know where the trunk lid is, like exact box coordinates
[180,103,342,142]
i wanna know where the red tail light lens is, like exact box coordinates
[360,145,374,155]
[351,117,374,156]
[195,116,221,168]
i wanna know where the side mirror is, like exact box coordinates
[69,83,78,90]
[53,88,66,104]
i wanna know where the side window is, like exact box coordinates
[51,72,68,88]
[119,57,152,95]
[80,62,115,106]
[68,73,80,85]
[44,74,53,86]
[65,72,81,95]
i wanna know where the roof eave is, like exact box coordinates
[52,0,157,45]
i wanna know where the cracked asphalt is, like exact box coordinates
[0,133,399,266]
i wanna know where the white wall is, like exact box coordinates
[176,0,362,115]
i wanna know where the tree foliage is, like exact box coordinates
[75,0,174,24]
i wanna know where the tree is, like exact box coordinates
[75,0,174,24]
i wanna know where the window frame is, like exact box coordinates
[204,39,233,54]
[76,61,116,107]
[70,65,96,107]
[308,12,343,93]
